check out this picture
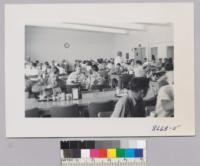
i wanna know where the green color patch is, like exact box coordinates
[116,148,125,158]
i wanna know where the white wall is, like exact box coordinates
[25,26,115,64]
[113,25,174,61]
[25,25,173,65]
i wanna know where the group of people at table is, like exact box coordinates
[25,52,174,118]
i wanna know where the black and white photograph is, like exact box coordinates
[5,3,194,137]
[25,23,174,118]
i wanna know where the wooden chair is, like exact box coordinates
[48,104,79,117]
[88,100,115,117]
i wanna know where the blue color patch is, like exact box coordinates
[135,149,143,158]
[125,149,135,158]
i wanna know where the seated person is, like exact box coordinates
[109,63,124,75]
[106,60,114,71]
[143,62,154,79]
[25,62,40,81]
[157,59,174,87]
[97,59,105,71]
[157,58,163,70]
[154,84,174,117]
[32,67,64,99]
[61,60,69,73]
[111,77,149,117]
[56,64,66,75]
[86,61,92,73]
[25,62,41,95]
[86,64,105,89]
[134,60,146,77]
[127,60,135,74]
[66,65,86,85]
[150,56,158,67]
[154,61,174,117]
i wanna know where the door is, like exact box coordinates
[167,46,174,60]
[134,47,146,62]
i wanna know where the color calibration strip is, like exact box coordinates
[61,140,146,166]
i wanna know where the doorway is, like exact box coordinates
[167,46,174,60]
[134,47,146,62]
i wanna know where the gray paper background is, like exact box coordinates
[0,0,199,165]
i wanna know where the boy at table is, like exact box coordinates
[66,65,86,85]
[31,67,64,99]
[111,77,149,117]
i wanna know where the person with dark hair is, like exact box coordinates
[151,55,158,67]
[106,60,114,71]
[134,60,146,77]
[126,59,135,74]
[97,59,105,71]
[25,62,40,81]
[157,58,163,69]
[163,58,173,71]
[66,65,86,85]
[86,61,92,72]
[109,63,123,75]
[158,58,174,87]
[31,66,64,99]
[61,60,69,74]
[154,58,174,117]
[114,51,123,66]
[86,64,105,89]
[111,77,149,117]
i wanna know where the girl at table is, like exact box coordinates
[111,77,149,117]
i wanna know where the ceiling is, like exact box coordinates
[27,22,172,35]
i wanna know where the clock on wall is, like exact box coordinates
[64,42,70,48]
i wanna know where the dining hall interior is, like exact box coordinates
[25,22,174,118]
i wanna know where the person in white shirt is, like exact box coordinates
[134,60,146,78]
[154,84,174,117]
[86,61,92,73]
[154,61,174,117]
[66,66,86,85]
[106,60,114,71]
[114,51,122,66]
[125,60,134,74]
[25,62,40,81]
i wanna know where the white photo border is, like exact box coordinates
[5,3,195,137]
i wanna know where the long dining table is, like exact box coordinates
[25,90,118,111]
[25,81,159,117]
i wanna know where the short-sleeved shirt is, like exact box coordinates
[66,72,86,85]
[134,65,146,78]
[155,85,174,117]
[111,92,146,117]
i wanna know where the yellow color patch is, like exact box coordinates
[107,149,116,158]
